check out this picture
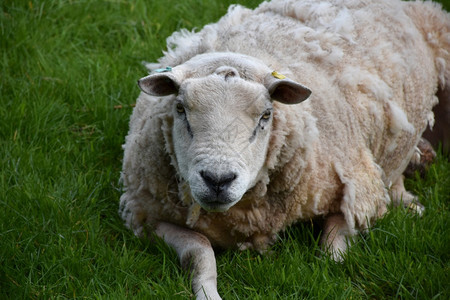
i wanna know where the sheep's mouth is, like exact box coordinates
[195,195,239,212]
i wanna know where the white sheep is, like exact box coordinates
[119,0,450,299]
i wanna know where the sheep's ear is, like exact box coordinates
[138,72,180,96]
[264,72,312,104]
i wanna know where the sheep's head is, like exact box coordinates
[138,53,311,212]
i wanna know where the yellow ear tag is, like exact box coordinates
[272,71,286,79]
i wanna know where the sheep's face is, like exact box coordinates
[138,56,311,212]
[172,73,274,211]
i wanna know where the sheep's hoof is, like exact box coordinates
[404,138,436,178]
[407,201,425,216]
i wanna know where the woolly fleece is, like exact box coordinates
[120,0,450,251]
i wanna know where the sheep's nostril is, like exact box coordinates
[200,170,237,194]
[221,172,237,185]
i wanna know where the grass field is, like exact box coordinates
[1,0,449,298]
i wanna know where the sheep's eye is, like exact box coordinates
[261,110,271,120]
[176,103,185,114]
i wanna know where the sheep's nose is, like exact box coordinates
[200,170,237,195]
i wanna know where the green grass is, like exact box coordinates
[1,0,449,298]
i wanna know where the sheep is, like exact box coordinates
[119,0,450,299]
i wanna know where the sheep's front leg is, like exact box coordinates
[155,222,221,300]
[320,213,355,262]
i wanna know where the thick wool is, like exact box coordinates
[120,0,450,251]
